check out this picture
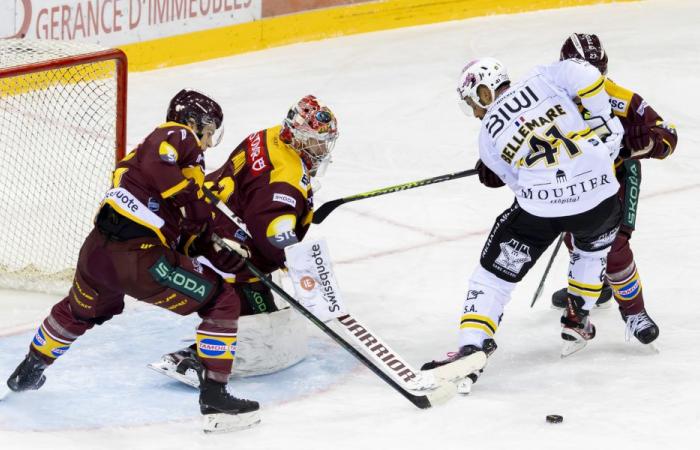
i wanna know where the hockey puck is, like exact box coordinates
[546,415,563,424]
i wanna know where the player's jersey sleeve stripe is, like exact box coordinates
[161,178,190,199]
[577,76,606,99]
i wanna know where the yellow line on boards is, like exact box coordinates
[119,0,637,71]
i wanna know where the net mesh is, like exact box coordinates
[0,39,123,294]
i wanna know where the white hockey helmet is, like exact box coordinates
[457,57,509,112]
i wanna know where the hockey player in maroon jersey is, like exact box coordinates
[152,95,339,385]
[6,90,261,432]
[548,33,678,344]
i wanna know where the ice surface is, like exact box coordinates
[1,0,698,448]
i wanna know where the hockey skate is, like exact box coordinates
[560,296,596,357]
[148,345,202,388]
[200,379,260,433]
[421,339,494,394]
[7,352,48,392]
[622,309,659,345]
[551,285,613,309]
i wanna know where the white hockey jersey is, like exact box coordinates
[478,59,620,217]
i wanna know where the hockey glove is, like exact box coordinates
[475,159,505,188]
[620,123,675,160]
[204,236,250,274]
[179,200,213,237]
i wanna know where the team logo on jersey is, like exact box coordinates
[494,239,532,275]
[610,98,628,114]
[158,141,178,164]
[556,170,568,183]
[247,131,270,175]
[589,227,619,250]
[466,290,484,301]
[234,229,249,242]
[636,100,648,117]
[191,258,204,274]
[147,197,160,212]
[273,193,297,208]
[267,215,298,249]
[519,173,613,205]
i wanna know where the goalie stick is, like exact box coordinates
[202,187,485,409]
[312,169,478,224]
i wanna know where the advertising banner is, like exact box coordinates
[0,0,261,46]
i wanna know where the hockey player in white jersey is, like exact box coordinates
[423,57,624,388]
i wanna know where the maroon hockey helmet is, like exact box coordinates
[559,33,608,75]
[166,89,224,145]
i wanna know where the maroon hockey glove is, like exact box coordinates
[179,200,213,237]
[202,236,250,274]
[621,124,658,159]
[475,159,505,188]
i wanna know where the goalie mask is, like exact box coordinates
[166,89,225,149]
[560,33,608,75]
[280,95,339,177]
[457,57,509,115]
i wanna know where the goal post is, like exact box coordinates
[0,39,127,294]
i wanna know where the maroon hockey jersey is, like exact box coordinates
[604,78,678,161]
[103,122,207,248]
[203,125,314,282]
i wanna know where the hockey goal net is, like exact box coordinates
[0,39,127,294]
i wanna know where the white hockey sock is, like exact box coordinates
[458,266,516,348]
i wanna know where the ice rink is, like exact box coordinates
[1,0,699,448]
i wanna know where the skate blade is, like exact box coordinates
[421,351,487,383]
[147,362,200,388]
[0,386,12,402]
[561,337,588,358]
[456,377,474,395]
[202,410,261,433]
[645,342,660,354]
[594,299,613,310]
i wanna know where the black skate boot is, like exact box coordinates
[551,284,613,309]
[7,352,48,392]
[560,296,596,357]
[621,308,659,344]
[421,339,495,393]
[199,379,260,433]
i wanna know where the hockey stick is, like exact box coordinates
[312,169,478,224]
[530,233,564,308]
[202,187,440,409]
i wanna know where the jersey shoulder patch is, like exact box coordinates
[604,78,634,117]
[265,125,311,199]
[246,130,272,176]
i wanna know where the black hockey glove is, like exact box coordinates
[475,159,505,188]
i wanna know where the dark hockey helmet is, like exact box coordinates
[166,89,224,147]
[560,33,608,75]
